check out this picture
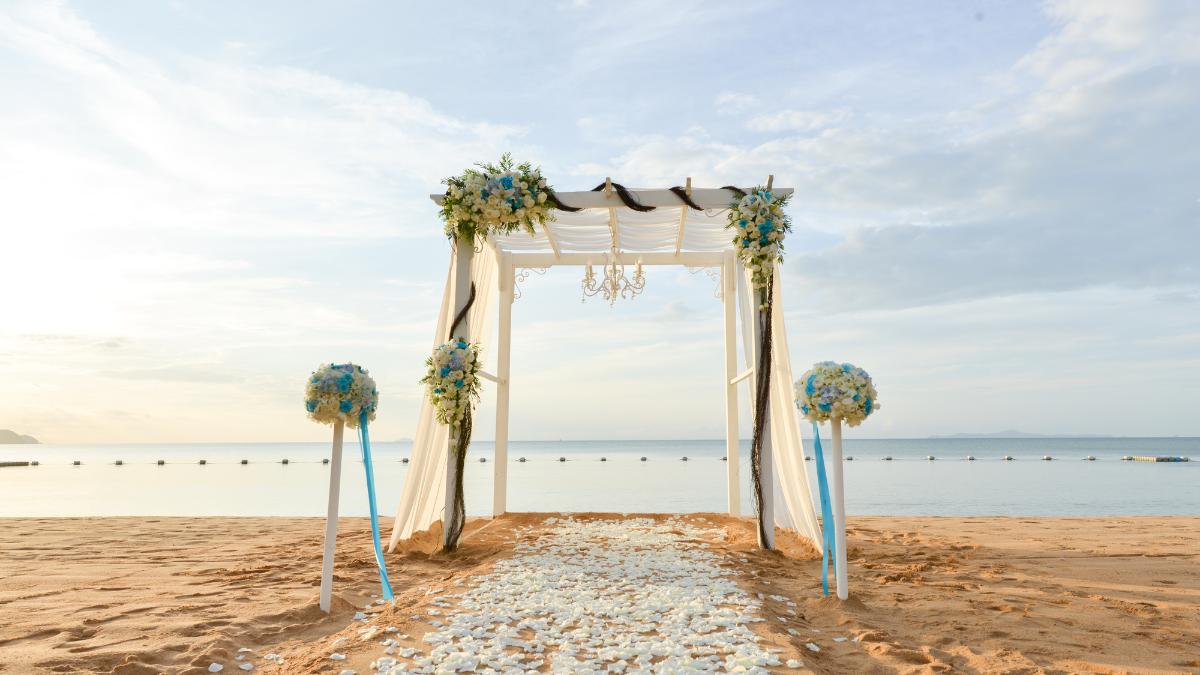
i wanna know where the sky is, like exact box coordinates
[1,0,1197,443]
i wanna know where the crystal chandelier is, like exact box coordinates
[581,249,646,306]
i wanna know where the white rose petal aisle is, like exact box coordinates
[305,363,394,611]
[795,361,880,600]
[368,518,790,673]
[726,185,793,548]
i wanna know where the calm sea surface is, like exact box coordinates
[2,438,1196,518]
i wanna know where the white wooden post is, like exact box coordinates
[319,419,345,613]
[722,251,740,516]
[830,416,849,600]
[752,283,775,550]
[493,253,513,517]
[444,239,474,548]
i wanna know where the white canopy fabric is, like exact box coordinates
[389,187,824,552]
[491,206,735,254]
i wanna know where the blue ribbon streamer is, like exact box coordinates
[811,422,837,596]
[358,412,394,601]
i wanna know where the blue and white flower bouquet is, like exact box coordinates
[727,188,791,289]
[422,338,482,425]
[795,361,879,427]
[305,363,379,428]
[441,154,555,242]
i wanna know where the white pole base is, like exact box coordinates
[830,417,849,600]
[319,420,345,613]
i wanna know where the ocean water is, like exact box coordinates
[1,438,1196,518]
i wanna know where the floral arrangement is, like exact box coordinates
[422,338,482,425]
[440,154,555,242]
[727,188,792,289]
[795,361,879,427]
[305,363,378,428]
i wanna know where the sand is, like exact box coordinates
[1,515,1197,674]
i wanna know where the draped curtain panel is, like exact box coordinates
[388,244,498,550]
[737,263,825,549]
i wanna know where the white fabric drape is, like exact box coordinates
[738,263,824,550]
[388,243,498,549]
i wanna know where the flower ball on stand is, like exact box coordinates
[305,363,378,427]
[794,361,879,602]
[305,362,392,611]
[796,361,879,427]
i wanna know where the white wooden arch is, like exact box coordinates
[391,183,835,589]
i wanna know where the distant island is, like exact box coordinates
[930,430,1113,439]
[0,429,39,444]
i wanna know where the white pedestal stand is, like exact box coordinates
[829,416,849,600]
[319,419,345,613]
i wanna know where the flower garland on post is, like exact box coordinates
[428,154,561,551]
[727,186,792,547]
[422,334,482,550]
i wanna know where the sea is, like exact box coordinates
[2,438,1197,518]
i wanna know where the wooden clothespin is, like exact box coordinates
[604,177,614,197]
[766,174,774,190]
[685,177,692,196]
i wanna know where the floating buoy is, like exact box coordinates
[322,458,330,464]
[720,456,727,461]
[681,456,688,462]
[198,459,207,465]
[73,460,81,466]
[845,456,854,461]
[966,455,975,461]
[1084,455,1096,461]
[402,457,410,463]
[805,456,813,461]
[1003,455,1014,461]
[281,459,289,465]
[640,456,647,462]
[31,460,39,466]
[240,459,249,465]
[927,455,936,461]
[517,457,526,463]
[155,460,163,465]
[480,457,487,463]
[558,457,566,462]
[882,456,892,461]
[117,460,125,466]
[600,457,607,462]
[1042,455,1053,461]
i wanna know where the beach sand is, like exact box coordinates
[1,515,1197,673]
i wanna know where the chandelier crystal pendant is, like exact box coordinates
[581,249,646,306]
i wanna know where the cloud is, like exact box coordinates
[745,109,850,133]
[596,2,1200,313]
[0,2,526,242]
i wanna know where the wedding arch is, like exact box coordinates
[387,172,838,582]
